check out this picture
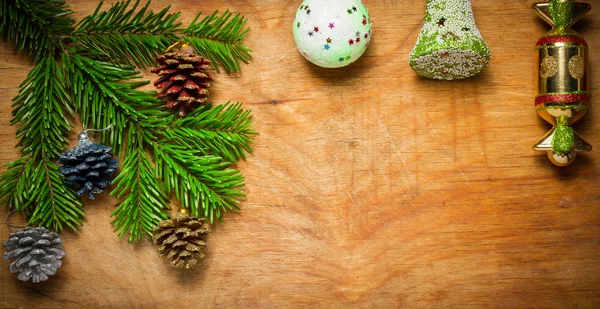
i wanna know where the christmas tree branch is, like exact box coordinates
[0,0,255,240]
[110,128,169,242]
[72,0,182,68]
[0,55,83,231]
[183,10,252,73]
[152,143,245,223]
[70,1,252,72]
[29,159,85,231]
[163,102,256,162]
[0,0,74,60]
[0,157,33,211]
[66,52,171,155]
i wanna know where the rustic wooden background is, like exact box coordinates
[1,0,599,308]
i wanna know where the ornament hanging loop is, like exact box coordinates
[6,210,29,229]
[165,42,183,53]
[164,41,193,54]
[78,124,114,143]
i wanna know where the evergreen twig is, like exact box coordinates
[0,56,83,231]
[164,102,256,162]
[72,0,182,68]
[0,0,74,60]
[0,0,255,241]
[110,128,169,242]
[183,10,252,73]
[153,143,245,223]
[65,52,171,155]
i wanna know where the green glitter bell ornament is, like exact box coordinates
[409,0,491,80]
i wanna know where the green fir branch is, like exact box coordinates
[110,128,170,242]
[183,10,252,73]
[0,55,83,231]
[0,0,74,60]
[164,102,256,162]
[153,143,245,223]
[0,0,255,241]
[29,159,85,231]
[72,0,182,68]
[0,157,33,211]
[12,56,74,158]
[65,52,171,155]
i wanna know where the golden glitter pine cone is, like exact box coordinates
[152,214,209,269]
[151,51,213,116]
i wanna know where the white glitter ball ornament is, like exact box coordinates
[293,0,372,68]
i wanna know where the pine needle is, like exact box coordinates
[0,0,255,240]
[0,0,74,60]
[72,0,182,68]
[183,10,252,73]
[0,55,83,231]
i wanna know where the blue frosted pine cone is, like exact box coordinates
[58,139,118,199]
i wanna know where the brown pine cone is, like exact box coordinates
[152,213,209,269]
[151,49,213,116]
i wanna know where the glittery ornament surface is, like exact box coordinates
[540,56,558,78]
[532,0,592,166]
[549,0,574,28]
[58,135,118,199]
[568,55,584,79]
[3,227,65,283]
[409,0,491,80]
[536,34,587,47]
[535,93,589,106]
[293,0,372,68]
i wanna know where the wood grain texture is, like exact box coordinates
[1,0,599,308]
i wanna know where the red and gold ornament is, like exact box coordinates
[533,0,592,166]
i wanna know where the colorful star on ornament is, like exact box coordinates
[300,5,304,9]
[362,19,367,26]
[462,27,470,31]
[437,17,446,26]
[314,26,319,32]
[356,37,360,43]
[347,9,352,14]
[355,31,360,37]
[442,31,459,40]
[297,22,300,28]
[307,9,311,14]
[329,23,335,29]
[324,44,330,50]
[364,33,369,39]
[304,5,309,10]
[352,6,357,11]
[339,57,344,62]
[308,31,314,36]
[346,55,351,60]
[348,39,354,45]
[326,38,332,43]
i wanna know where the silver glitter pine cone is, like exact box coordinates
[152,212,209,269]
[2,227,65,283]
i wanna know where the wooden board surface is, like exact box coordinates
[1,0,600,308]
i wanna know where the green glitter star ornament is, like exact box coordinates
[409,0,491,80]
